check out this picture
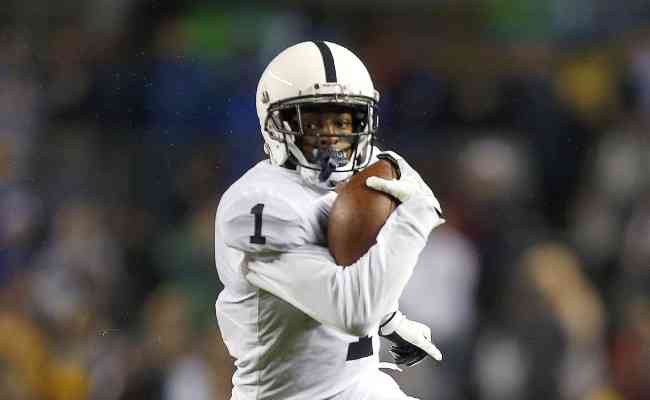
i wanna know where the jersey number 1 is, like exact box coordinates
[250,203,266,244]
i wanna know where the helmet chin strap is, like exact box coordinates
[298,166,351,190]
[285,137,363,189]
[292,147,353,190]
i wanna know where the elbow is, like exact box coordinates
[343,313,384,337]
[345,322,374,337]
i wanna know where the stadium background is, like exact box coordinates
[1,0,649,399]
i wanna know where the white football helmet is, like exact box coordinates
[256,41,380,189]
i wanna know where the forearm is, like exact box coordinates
[245,194,439,336]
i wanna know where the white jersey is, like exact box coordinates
[214,160,438,400]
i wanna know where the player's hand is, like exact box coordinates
[379,311,443,367]
[365,151,443,217]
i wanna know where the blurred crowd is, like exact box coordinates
[0,1,648,399]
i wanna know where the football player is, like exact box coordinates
[215,41,445,400]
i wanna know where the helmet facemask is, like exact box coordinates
[264,95,379,189]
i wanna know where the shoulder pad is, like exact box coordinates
[218,191,309,253]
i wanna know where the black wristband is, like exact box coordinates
[379,311,397,330]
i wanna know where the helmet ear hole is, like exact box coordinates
[354,111,367,131]
[279,108,300,131]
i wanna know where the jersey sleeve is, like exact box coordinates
[244,192,442,337]
[219,192,306,253]
[219,190,336,253]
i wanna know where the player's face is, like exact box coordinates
[296,109,355,160]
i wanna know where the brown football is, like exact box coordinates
[328,159,398,266]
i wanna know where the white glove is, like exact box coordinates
[366,151,443,218]
[379,311,443,366]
